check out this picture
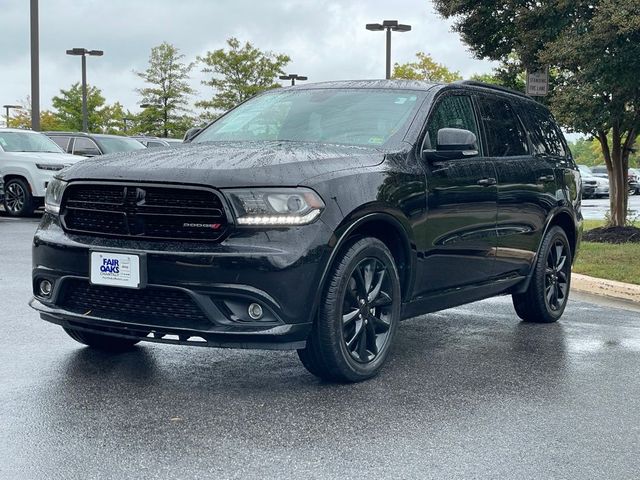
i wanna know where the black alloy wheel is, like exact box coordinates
[513,226,572,323]
[342,257,394,363]
[298,237,401,382]
[544,240,570,312]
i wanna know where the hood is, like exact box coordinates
[58,141,390,187]
[6,151,85,164]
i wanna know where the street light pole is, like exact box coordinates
[3,105,22,128]
[366,20,412,79]
[279,74,308,86]
[66,48,104,132]
[81,54,88,132]
[30,0,40,131]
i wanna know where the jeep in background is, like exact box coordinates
[30,80,582,382]
[44,132,146,157]
[0,129,85,216]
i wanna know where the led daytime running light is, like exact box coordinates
[237,210,321,225]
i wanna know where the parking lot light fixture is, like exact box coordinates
[3,105,22,128]
[66,48,104,132]
[366,20,412,79]
[279,74,308,86]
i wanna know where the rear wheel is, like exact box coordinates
[298,237,401,382]
[513,226,572,323]
[3,178,35,217]
[63,327,140,351]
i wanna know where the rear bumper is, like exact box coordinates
[31,214,334,350]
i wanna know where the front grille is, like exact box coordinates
[61,183,228,241]
[59,279,210,328]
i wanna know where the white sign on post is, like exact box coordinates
[526,70,549,96]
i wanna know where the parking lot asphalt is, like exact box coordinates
[1,215,640,480]
[582,194,640,220]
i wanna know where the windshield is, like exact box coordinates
[578,165,593,175]
[194,89,424,147]
[0,131,63,153]
[95,136,146,154]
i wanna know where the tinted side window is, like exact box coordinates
[146,141,165,148]
[425,95,478,150]
[477,97,528,157]
[73,137,101,156]
[50,136,70,152]
[527,109,567,157]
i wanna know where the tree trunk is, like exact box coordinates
[598,130,626,227]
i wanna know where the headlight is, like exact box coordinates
[44,178,67,215]
[36,163,66,171]
[224,188,325,226]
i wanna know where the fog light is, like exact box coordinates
[39,279,52,297]
[248,303,263,320]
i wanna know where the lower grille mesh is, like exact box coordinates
[59,279,210,328]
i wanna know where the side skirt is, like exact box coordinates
[400,275,526,320]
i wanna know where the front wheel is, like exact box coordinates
[298,237,401,382]
[3,178,35,217]
[513,226,572,323]
[63,327,140,352]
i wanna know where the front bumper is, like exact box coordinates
[31,214,334,350]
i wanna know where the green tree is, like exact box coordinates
[135,42,195,138]
[470,54,526,92]
[8,97,64,131]
[392,52,461,82]
[434,0,640,226]
[51,83,112,132]
[197,37,290,114]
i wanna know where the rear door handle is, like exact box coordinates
[477,177,497,187]
[538,174,555,183]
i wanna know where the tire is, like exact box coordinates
[63,327,140,351]
[297,237,401,382]
[3,178,35,217]
[513,226,572,323]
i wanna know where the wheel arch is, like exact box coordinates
[311,213,416,322]
[512,208,580,295]
[3,174,33,193]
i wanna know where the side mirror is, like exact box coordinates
[423,128,479,162]
[183,127,202,143]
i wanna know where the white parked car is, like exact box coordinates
[0,129,85,216]
[578,164,609,199]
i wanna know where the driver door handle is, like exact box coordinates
[477,177,497,187]
[538,174,555,183]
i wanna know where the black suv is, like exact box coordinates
[30,80,582,382]
[45,132,146,157]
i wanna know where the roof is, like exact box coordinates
[291,79,440,91]
[43,131,127,139]
[0,128,41,134]
[288,79,537,103]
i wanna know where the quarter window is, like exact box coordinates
[50,136,70,152]
[528,109,567,157]
[477,97,529,157]
[425,95,478,150]
[73,137,101,156]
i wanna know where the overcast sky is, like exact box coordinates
[1,0,498,115]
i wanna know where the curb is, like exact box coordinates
[572,273,640,304]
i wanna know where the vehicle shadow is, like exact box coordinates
[44,310,569,418]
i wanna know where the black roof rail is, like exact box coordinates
[455,80,532,100]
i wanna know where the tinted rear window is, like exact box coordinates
[477,97,528,157]
[526,108,567,157]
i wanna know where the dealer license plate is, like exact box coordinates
[90,252,141,288]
